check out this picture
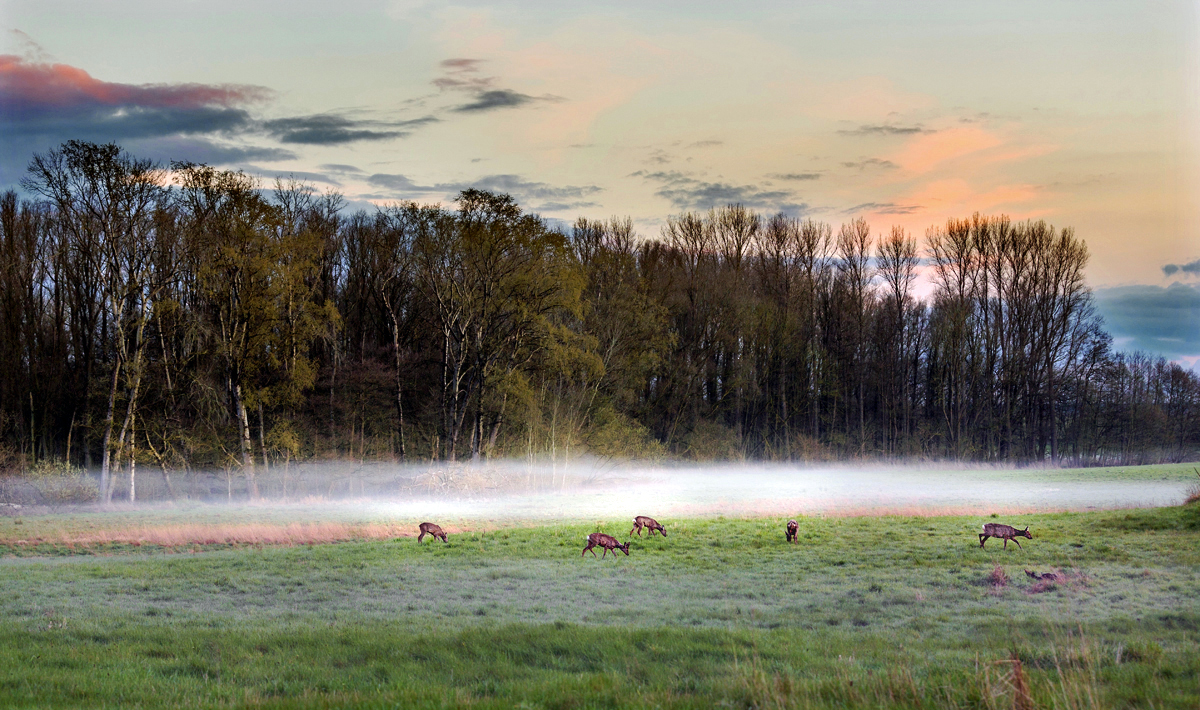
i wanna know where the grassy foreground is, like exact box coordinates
[1,505,1197,709]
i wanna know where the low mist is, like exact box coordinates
[4,460,1189,525]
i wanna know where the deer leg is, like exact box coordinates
[979,534,987,548]
[1003,539,1008,549]
[1013,538,1022,549]
[418,532,426,543]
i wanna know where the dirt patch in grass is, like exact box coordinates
[0,521,459,549]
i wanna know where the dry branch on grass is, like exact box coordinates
[1023,568,1090,594]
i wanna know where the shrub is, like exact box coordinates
[1185,468,1200,506]
[27,460,98,509]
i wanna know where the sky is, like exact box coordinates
[2,0,1198,366]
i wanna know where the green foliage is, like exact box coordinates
[583,404,665,460]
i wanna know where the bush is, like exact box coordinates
[683,420,743,461]
[27,460,98,508]
[584,406,665,460]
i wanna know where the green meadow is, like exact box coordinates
[1,491,1198,707]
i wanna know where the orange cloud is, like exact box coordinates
[890,126,1002,174]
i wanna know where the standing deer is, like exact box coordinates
[582,532,630,558]
[785,519,798,543]
[417,522,447,543]
[630,516,667,537]
[979,523,1031,549]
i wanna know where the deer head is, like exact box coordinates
[620,542,630,555]
[1021,526,1032,539]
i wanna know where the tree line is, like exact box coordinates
[1,141,1196,498]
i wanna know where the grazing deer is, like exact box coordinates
[417,522,447,543]
[582,532,630,558]
[630,516,667,537]
[979,523,1031,549]
[785,519,798,543]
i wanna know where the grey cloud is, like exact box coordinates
[453,90,539,113]
[4,105,254,143]
[433,75,494,90]
[533,200,601,212]
[838,124,930,136]
[1094,282,1200,359]
[365,172,603,210]
[441,58,484,71]
[318,163,365,175]
[845,202,920,215]
[1,55,275,181]
[123,136,298,165]
[632,170,806,212]
[261,114,437,145]
[1162,258,1200,277]
[432,56,563,114]
[242,167,342,186]
[843,158,898,170]
[768,173,821,181]
[687,140,723,148]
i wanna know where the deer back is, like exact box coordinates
[982,523,1017,538]
[590,532,620,548]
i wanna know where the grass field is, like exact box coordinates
[1,471,1198,708]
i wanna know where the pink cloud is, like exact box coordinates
[0,55,272,111]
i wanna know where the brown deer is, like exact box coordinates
[582,532,630,558]
[630,516,667,537]
[979,523,1031,549]
[417,522,447,543]
[785,519,798,543]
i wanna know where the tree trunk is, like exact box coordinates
[392,319,406,460]
[99,358,122,503]
[234,383,259,498]
[258,402,269,474]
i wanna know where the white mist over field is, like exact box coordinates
[243,461,1191,523]
[13,461,1192,527]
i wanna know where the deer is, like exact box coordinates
[417,522,447,543]
[979,523,1032,549]
[630,515,667,537]
[582,532,630,558]
[785,519,798,543]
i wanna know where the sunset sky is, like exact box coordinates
[2,0,1198,365]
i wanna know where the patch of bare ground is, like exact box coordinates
[0,521,487,549]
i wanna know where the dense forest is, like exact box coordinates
[1,141,1197,499]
